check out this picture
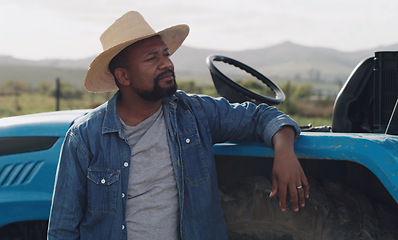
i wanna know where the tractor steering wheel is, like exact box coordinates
[206,55,285,105]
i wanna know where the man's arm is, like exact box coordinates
[269,126,309,212]
[47,131,88,239]
[185,93,309,211]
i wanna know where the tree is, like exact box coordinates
[1,80,29,111]
[37,81,52,95]
[293,83,312,99]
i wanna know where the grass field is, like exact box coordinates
[0,92,112,117]
[290,115,332,128]
[0,91,333,128]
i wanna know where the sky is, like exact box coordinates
[0,0,397,60]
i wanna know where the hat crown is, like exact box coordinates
[100,11,156,51]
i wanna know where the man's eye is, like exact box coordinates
[146,57,156,61]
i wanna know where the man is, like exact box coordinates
[47,11,309,240]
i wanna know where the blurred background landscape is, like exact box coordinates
[1,41,397,126]
[1,0,397,127]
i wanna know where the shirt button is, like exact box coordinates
[124,162,129,167]
[101,178,106,184]
[122,193,125,198]
[186,138,190,144]
[122,225,125,230]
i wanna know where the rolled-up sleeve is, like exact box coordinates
[261,113,301,147]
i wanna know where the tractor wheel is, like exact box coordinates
[0,221,48,240]
[219,176,380,240]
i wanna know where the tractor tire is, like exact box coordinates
[219,176,380,240]
[0,221,48,240]
[374,203,398,239]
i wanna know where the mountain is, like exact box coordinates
[0,55,93,88]
[0,42,397,88]
[0,55,93,69]
[172,42,398,84]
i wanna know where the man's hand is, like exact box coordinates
[269,126,309,212]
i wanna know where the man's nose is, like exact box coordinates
[159,56,173,70]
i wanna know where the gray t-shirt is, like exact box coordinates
[120,107,179,239]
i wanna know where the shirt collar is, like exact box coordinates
[102,91,122,135]
[101,91,181,135]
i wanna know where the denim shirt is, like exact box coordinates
[47,91,300,240]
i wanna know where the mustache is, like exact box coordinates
[155,69,175,82]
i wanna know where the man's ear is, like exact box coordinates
[114,68,130,87]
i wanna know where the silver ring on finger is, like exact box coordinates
[296,185,303,190]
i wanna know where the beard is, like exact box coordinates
[132,69,178,102]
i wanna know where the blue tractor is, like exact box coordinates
[0,51,397,239]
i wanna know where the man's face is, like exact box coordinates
[123,36,177,101]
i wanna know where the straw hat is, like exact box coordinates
[84,11,190,92]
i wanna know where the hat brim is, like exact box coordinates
[84,24,189,93]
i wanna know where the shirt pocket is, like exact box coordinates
[179,130,210,186]
[87,168,120,213]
